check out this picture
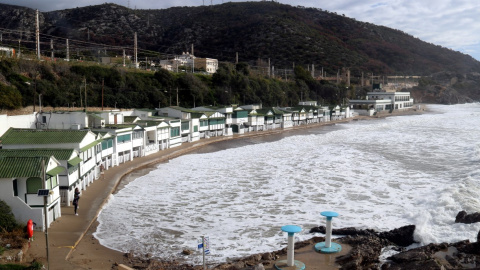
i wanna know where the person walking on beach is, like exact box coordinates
[100,164,105,180]
[73,187,80,215]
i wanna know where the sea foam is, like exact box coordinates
[95,104,480,265]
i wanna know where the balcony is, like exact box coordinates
[25,186,60,206]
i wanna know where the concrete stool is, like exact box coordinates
[315,211,342,254]
[274,225,305,270]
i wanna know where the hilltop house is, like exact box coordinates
[159,53,218,74]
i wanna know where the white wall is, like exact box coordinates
[0,114,36,137]
[0,179,43,229]
[38,112,88,130]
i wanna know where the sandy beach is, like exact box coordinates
[22,107,427,270]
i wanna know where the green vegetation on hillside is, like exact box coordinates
[0,58,364,110]
[1,2,479,78]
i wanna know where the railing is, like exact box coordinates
[145,144,157,152]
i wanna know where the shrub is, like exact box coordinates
[0,200,17,232]
[0,227,28,249]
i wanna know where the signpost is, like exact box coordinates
[198,236,210,270]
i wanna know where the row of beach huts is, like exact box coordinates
[0,91,414,230]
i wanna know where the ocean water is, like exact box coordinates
[95,103,480,265]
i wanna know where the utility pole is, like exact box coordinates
[36,9,40,60]
[84,78,87,112]
[176,87,179,106]
[79,86,83,108]
[50,39,54,60]
[235,52,238,64]
[101,78,104,111]
[123,49,126,67]
[41,160,50,270]
[268,58,271,77]
[311,64,315,78]
[134,32,138,69]
[66,39,69,61]
[33,74,36,112]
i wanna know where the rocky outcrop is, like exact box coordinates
[455,210,480,224]
[309,226,376,236]
[310,225,416,247]
[119,223,480,270]
[337,235,391,269]
[378,225,416,247]
[382,240,480,269]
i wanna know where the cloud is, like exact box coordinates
[311,0,480,60]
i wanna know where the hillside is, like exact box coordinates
[0,2,480,110]
[1,2,480,76]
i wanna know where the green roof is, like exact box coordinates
[191,112,205,118]
[67,156,82,166]
[203,111,226,118]
[256,109,274,115]
[47,166,66,176]
[1,128,89,145]
[104,124,136,129]
[124,116,139,123]
[0,156,49,178]
[169,106,198,113]
[270,107,285,115]
[80,140,102,152]
[135,120,167,127]
[0,149,75,161]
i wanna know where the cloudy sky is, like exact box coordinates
[2,0,480,61]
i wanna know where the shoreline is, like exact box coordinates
[23,106,428,269]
